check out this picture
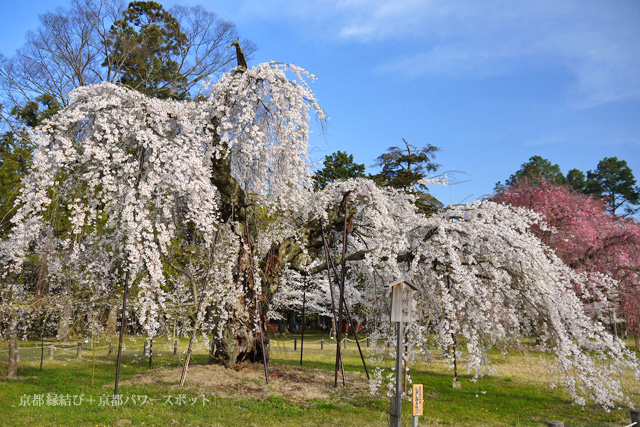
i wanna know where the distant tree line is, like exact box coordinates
[495,155,640,217]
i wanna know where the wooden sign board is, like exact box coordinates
[388,280,416,323]
[412,384,423,416]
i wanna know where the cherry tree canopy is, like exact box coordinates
[1,62,637,408]
[2,62,324,343]
[305,179,638,408]
[493,180,640,335]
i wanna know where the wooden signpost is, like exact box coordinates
[390,281,414,323]
[387,279,417,427]
[412,384,423,426]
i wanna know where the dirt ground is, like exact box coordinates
[119,362,370,401]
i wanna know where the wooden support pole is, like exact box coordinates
[148,338,153,367]
[452,336,458,381]
[181,227,221,387]
[39,313,49,372]
[390,397,400,427]
[208,339,215,364]
[320,220,345,386]
[327,239,370,380]
[446,275,460,388]
[391,321,404,427]
[40,340,45,371]
[321,337,324,350]
[48,345,54,360]
[334,193,350,387]
[300,283,306,366]
[114,269,130,399]
[92,335,96,387]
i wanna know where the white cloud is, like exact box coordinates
[337,0,435,40]
[340,0,640,108]
[203,0,640,108]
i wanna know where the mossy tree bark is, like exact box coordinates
[208,129,348,366]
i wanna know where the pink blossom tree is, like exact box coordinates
[493,179,640,341]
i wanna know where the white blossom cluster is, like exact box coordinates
[207,62,325,212]
[1,61,637,409]
[5,82,219,337]
[1,62,325,343]
[303,179,638,409]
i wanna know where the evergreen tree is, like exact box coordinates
[585,157,640,216]
[0,131,34,236]
[566,168,587,193]
[496,155,565,190]
[372,139,442,215]
[104,1,189,99]
[373,139,440,189]
[10,94,61,128]
[313,150,365,190]
[0,95,60,236]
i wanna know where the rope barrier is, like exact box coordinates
[275,339,325,344]
[266,337,370,344]
[1,336,368,352]
[4,344,78,350]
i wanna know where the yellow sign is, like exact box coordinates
[412,384,423,416]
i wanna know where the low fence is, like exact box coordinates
[0,335,367,365]
[0,338,213,368]
[273,336,368,351]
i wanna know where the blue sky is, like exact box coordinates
[1,0,639,205]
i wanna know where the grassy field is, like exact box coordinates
[0,333,638,426]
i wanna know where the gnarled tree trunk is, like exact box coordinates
[7,311,19,378]
[207,116,347,367]
[210,214,347,366]
[105,306,117,336]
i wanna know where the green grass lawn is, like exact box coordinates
[1,334,638,426]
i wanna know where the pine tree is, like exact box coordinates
[372,139,442,215]
[313,151,365,190]
[585,157,640,216]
